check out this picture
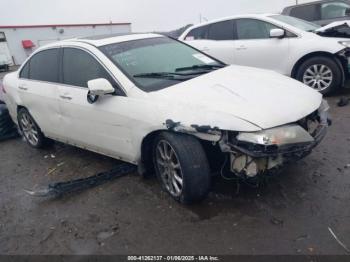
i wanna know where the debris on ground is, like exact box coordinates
[24,163,137,198]
[328,227,350,253]
[97,231,115,241]
[270,217,284,226]
[337,97,350,107]
[0,104,19,141]
[295,234,310,241]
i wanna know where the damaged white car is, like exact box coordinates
[2,33,330,203]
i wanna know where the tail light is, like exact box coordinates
[0,81,5,94]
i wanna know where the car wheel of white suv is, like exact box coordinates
[296,56,341,95]
[18,108,51,148]
[153,132,211,204]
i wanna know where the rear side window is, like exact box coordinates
[62,48,116,88]
[289,4,320,21]
[235,19,279,40]
[207,20,234,40]
[185,25,209,40]
[28,49,59,82]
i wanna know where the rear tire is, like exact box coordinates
[296,56,342,96]
[17,108,50,148]
[153,132,211,204]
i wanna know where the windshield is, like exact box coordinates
[100,37,224,92]
[270,15,321,32]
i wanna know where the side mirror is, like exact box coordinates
[87,78,115,104]
[87,78,115,96]
[270,28,285,39]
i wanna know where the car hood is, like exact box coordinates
[150,65,322,131]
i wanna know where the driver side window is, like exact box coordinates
[235,19,280,40]
[62,48,122,94]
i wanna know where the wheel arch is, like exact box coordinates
[140,130,163,176]
[140,129,214,177]
[291,51,345,86]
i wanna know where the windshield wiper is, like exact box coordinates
[133,71,203,79]
[175,64,226,72]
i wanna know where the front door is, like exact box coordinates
[57,47,133,160]
[232,18,290,75]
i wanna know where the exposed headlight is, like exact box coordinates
[237,125,314,146]
[339,41,350,47]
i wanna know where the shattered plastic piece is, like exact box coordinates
[337,97,350,107]
[24,163,137,198]
[328,227,350,253]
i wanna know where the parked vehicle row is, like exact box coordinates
[2,33,330,203]
[179,13,350,95]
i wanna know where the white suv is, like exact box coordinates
[179,14,350,95]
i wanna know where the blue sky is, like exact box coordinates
[0,0,315,31]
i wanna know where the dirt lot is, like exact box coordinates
[0,69,350,255]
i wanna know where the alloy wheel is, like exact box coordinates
[20,112,39,146]
[303,64,333,91]
[155,140,184,197]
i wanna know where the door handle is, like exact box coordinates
[18,86,28,91]
[236,45,247,50]
[60,95,72,100]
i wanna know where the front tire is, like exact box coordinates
[296,56,342,95]
[153,132,211,204]
[17,108,48,148]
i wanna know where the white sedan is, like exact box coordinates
[3,33,330,203]
[179,14,350,95]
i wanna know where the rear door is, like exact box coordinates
[232,18,291,75]
[17,48,62,138]
[57,47,133,160]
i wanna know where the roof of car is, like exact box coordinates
[43,33,165,49]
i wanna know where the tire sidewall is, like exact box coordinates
[296,56,341,95]
[153,132,211,204]
[18,108,45,148]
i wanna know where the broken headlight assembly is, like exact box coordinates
[236,125,314,146]
[221,100,330,179]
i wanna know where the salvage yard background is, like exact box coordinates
[0,69,350,255]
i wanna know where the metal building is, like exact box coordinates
[0,22,132,66]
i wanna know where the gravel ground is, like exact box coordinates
[0,69,350,255]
